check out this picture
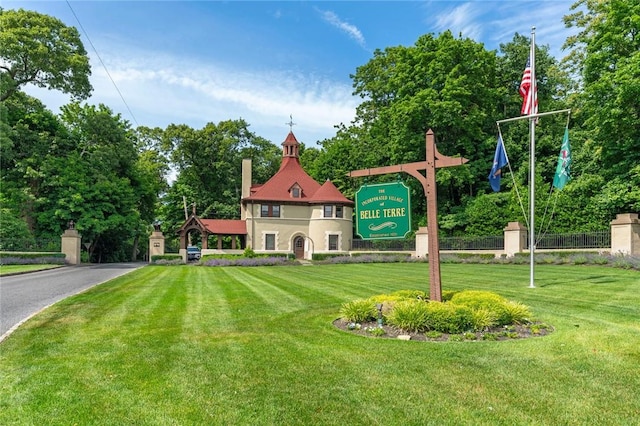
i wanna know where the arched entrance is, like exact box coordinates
[293,236,305,259]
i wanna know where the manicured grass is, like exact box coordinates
[1,263,638,425]
[0,264,62,276]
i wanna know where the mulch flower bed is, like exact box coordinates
[333,318,553,342]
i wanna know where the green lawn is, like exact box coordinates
[1,263,638,425]
[0,264,62,276]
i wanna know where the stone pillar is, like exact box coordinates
[149,231,165,263]
[415,226,429,258]
[610,213,640,256]
[61,229,82,265]
[504,221,527,257]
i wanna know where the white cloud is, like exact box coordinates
[431,2,484,41]
[425,1,576,60]
[318,9,367,48]
[24,46,358,144]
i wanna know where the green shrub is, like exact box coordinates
[365,290,428,316]
[339,299,377,323]
[441,290,458,302]
[312,253,346,261]
[450,290,507,310]
[500,301,532,325]
[389,289,428,300]
[470,308,498,331]
[151,254,183,263]
[424,302,474,334]
[341,289,535,336]
[386,299,430,332]
[572,254,588,265]
[591,254,610,265]
[367,294,408,305]
[449,290,531,327]
[0,252,66,265]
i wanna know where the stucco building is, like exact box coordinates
[177,131,354,260]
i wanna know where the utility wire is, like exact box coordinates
[66,1,140,127]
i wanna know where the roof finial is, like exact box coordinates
[286,114,296,132]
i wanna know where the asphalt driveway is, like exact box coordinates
[0,263,144,341]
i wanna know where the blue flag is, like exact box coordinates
[489,135,508,192]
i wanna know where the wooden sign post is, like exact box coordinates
[348,129,468,301]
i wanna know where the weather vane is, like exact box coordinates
[286,114,296,131]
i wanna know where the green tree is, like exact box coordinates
[129,126,170,260]
[0,202,35,250]
[0,92,72,232]
[33,103,142,262]
[559,0,640,223]
[0,8,92,102]
[160,119,279,238]
[314,31,571,235]
[564,0,640,181]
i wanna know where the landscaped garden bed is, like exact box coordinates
[335,289,553,341]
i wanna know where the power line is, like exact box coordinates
[65,1,140,127]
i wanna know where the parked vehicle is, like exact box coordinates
[187,246,201,261]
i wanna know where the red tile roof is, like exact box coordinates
[200,219,247,235]
[243,131,352,205]
[309,180,354,205]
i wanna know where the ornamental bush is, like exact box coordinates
[341,289,533,334]
[424,302,475,334]
[339,299,377,323]
[386,299,430,332]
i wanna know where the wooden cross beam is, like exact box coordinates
[348,129,468,301]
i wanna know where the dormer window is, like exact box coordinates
[290,184,301,198]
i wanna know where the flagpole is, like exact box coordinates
[529,27,536,288]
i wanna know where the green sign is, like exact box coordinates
[355,182,411,240]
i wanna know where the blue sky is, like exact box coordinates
[5,1,578,145]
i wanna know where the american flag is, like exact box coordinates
[519,57,538,115]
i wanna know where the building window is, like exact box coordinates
[265,233,275,250]
[291,186,300,198]
[336,206,343,218]
[328,234,339,251]
[324,205,333,218]
[261,204,280,217]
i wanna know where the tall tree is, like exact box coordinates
[0,8,92,102]
[160,119,279,234]
[564,0,640,180]
[33,102,142,262]
[0,92,72,232]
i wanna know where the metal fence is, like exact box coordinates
[351,239,416,251]
[351,231,611,252]
[0,238,62,252]
[531,231,610,250]
[439,235,504,250]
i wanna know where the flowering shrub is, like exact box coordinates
[202,257,291,267]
